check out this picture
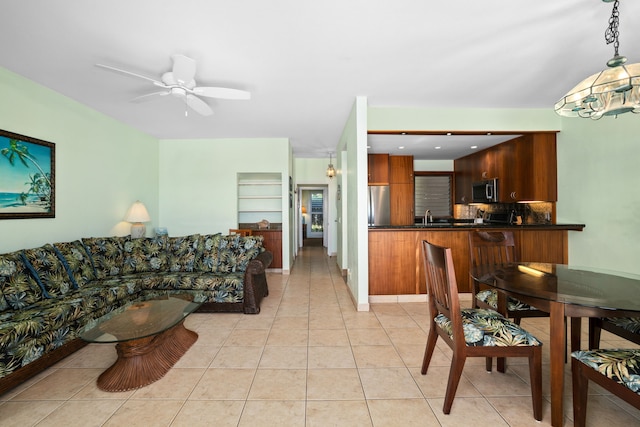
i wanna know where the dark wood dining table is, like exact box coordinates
[471,262,640,427]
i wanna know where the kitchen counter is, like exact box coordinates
[369,222,585,231]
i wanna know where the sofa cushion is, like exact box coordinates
[0,251,45,310]
[167,234,201,272]
[156,271,245,303]
[217,235,264,273]
[53,240,96,288]
[21,245,76,298]
[122,235,169,273]
[82,236,129,279]
[194,233,221,272]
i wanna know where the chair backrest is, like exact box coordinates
[469,231,517,267]
[229,229,253,236]
[422,240,463,343]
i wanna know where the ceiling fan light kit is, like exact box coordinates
[555,0,640,119]
[97,53,250,117]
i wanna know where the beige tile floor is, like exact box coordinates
[1,246,640,426]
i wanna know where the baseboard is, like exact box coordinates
[368,293,472,304]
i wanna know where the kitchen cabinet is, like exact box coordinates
[453,132,557,203]
[251,229,282,269]
[368,225,579,295]
[388,155,414,225]
[367,154,389,185]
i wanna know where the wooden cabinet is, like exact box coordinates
[388,155,414,225]
[453,132,557,204]
[500,134,557,202]
[367,154,389,185]
[251,229,282,269]
[368,227,575,295]
[389,155,414,183]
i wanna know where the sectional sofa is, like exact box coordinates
[0,233,272,395]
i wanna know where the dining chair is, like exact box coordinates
[588,316,640,349]
[229,228,253,236]
[571,348,640,427]
[421,240,543,420]
[469,231,549,324]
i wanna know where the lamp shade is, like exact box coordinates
[124,201,150,223]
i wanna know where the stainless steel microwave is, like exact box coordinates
[472,178,498,203]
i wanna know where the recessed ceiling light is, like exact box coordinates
[400,132,407,135]
[435,146,441,150]
[446,132,452,136]
[398,146,405,150]
[470,145,478,149]
[487,132,492,135]
[367,145,371,149]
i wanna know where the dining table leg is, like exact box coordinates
[549,301,566,426]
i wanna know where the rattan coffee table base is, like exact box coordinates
[97,320,198,392]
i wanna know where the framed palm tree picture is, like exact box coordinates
[0,129,55,219]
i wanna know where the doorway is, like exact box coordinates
[299,187,327,248]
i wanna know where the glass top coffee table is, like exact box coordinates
[79,292,203,392]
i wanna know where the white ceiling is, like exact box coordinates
[1,1,639,159]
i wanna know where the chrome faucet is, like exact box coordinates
[424,209,433,224]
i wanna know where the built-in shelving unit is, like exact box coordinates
[237,173,283,225]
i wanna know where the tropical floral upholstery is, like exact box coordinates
[572,349,640,393]
[0,251,44,310]
[22,245,76,298]
[216,234,265,273]
[435,308,542,347]
[0,233,269,386]
[603,317,640,334]
[167,234,201,272]
[53,240,96,288]
[476,289,539,312]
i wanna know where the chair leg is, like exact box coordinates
[529,347,543,421]
[471,280,480,309]
[588,317,602,350]
[485,357,492,372]
[443,354,466,414]
[571,359,589,427]
[496,356,506,373]
[421,328,439,375]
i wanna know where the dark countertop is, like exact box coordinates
[369,222,585,231]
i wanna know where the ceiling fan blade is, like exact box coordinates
[130,91,170,103]
[193,86,251,100]
[95,63,163,86]
[186,94,213,116]
[171,54,197,86]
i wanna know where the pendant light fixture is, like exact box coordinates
[326,152,336,179]
[555,0,640,119]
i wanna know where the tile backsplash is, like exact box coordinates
[455,202,553,224]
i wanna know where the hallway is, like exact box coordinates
[1,246,639,426]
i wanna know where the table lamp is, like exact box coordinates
[124,200,150,238]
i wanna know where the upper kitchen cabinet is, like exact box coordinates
[368,154,390,185]
[500,133,557,202]
[389,155,414,183]
[454,132,557,203]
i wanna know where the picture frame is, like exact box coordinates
[0,129,55,219]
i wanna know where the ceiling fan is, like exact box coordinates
[96,54,250,116]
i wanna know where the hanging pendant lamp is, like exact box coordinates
[555,0,640,119]
[326,152,336,179]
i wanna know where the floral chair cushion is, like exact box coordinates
[122,235,169,273]
[167,234,201,272]
[53,240,96,288]
[572,349,640,394]
[22,244,76,298]
[605,317,640,334]
[217,235,264,273]
[435,308,542,347]
[476,289,539,312]
[82,236,129,279]
[0,251,45,310]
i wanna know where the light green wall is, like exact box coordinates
[557,114,640,275]
[158,138,292,271]
[0,67,159,253]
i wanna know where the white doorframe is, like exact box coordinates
[298,186,328,249]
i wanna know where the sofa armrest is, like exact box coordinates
[242,250,272,314]
[247,251,273,274]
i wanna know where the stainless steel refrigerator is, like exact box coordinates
[367,186,390,226]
